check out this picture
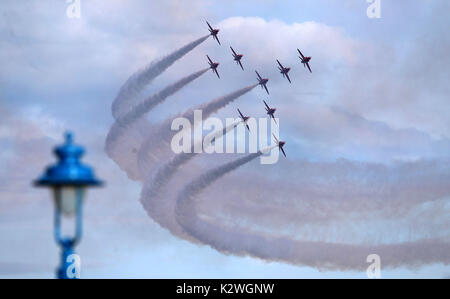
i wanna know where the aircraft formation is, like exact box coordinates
[206,21,313,158]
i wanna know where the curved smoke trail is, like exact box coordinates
[112,35,209,120]
[136,84,258,179]
[174,151,450,270]
[140,120,242,237]
[105,68,210,180]
[117,67,210,126]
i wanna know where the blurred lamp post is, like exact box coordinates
[35,132,103,279]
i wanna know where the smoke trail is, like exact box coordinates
[106,67,209,148]
[137,84,258,177]
[194,84,259,120]
[140,120,242,236]
[112,35,209,119]
[175,147,274,204]
[175,150,450,270]
[117,67,210,126]
[105,68,210,180]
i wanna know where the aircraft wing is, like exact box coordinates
[214,35,221,45]
[297,48,305,59]
[272,134,279,144]
[230,46,237,56]
[206,21,213,31]
[263,84,269,95]
[206,55,213,64]
[214,68,220,78]
[255,70,262,80]
[237,108,244,119]
[306,62,312,73]
[271,114,277,125]
[263,100,270,110]
[277,60,284,68]
[280,146,286,157]
[285,72,292,83]
[246,124,250,132]
[238,60,244,71]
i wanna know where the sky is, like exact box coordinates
[0,0,449,278]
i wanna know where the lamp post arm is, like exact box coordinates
[73,188,83,246]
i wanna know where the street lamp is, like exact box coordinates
[34,132,103,279]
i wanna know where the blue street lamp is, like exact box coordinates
[34,132,103,279]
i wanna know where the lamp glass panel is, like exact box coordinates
[53,186,84,216]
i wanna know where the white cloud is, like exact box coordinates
[0,105,65,141]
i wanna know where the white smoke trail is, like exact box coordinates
[137,84,258,178]
[140,120,242,237]
[174,149,450,270]
[117,67,210,126]
[112,35,209,120]
[105,68,210,180]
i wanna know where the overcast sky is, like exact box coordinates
[1,0,449,278]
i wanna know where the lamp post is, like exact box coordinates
[34,132,103,279]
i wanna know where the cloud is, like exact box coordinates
[0,105,65,141]
[0,103,66,198]
[330,1,450,138]
[280,103,450,162]
[219,16,360,64]
[0,0,209,94]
